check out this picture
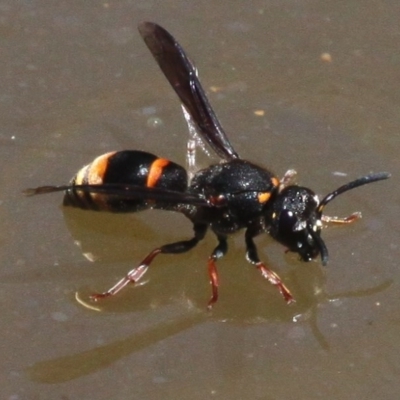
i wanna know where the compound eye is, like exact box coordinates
[280,210,308,234]
[279,210,298,232]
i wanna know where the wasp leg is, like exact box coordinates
[322,211,361,224]
[279,169,297,192]
[245,228,295,304]
[90,223,208,301]
[207,234,228,309]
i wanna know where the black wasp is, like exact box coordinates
[25,22,390,308]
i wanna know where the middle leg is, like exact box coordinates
[207,234,228,309]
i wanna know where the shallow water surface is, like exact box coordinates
[1,2,399,399]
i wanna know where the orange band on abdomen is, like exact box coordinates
[147,158,170,187]
[87,151,117,184]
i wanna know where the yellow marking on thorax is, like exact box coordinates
[258,192,271,203]
[271,176,280,188]
[257,176,280,203]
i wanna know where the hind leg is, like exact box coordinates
[91,223,208,300]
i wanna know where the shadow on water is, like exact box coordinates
[22,208,392,384]
[25,281,391,384]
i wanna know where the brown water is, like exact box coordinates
[1,2,399,399]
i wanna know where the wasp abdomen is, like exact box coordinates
[64,150,188,212]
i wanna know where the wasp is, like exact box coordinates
[25,22,390,308]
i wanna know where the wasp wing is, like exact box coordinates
[24,184,211,207]
[138,21,239,161]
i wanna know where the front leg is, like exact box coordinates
[322,211,361,224]
[245,227,294,304]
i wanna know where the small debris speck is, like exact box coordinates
[321,52,332,62]
[209,86,222,93]
[141,106,157,115]
[147,117,164,129]
[333,171,348,177]
[51,311,68,322]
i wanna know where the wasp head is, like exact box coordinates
[268,186,327,264]
[266,172,390,266]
